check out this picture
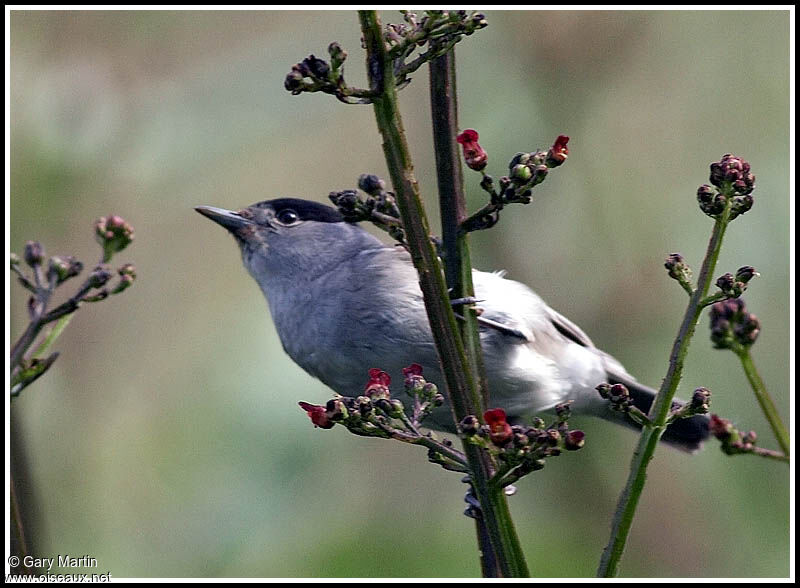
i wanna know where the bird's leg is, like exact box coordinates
[449,296,482,306]
[461,475,501,577]
[461,475,482,519]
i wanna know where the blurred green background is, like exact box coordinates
[9,10,790,578]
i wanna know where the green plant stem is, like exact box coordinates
[359,11,528,577]
[598,205,731,578]
[358,11,476,421]
[429,50,528,578]
[393,428,469,468]
[31,314,74,359]
[735,347,790,456]
[10,319,46,371]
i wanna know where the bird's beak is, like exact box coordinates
[195,206,253,232]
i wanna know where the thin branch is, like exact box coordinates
[598,202,732,578]
[735,347,790,456]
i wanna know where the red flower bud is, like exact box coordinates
[709,414,732,440]
[365,368,392,399]
[456,129,488,171]
[402,363,423,378]
[483,408,512,445]
[402,363,425,390]
[565,430,586,451]
[298,401,334,429]
[547,135,570,167]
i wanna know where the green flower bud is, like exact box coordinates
[111,263,137,294]
[509,152,530,168]
[510,164,532,184]
[48,255,83,285]
[325,398,349,422]
[387,398,405,418]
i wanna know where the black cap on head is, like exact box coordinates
[254,198,345,223]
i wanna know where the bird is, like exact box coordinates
[196,197,709,452]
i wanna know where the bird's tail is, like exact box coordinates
[604,376,710,453]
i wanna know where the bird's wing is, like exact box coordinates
[543,305,596,349]
[543,304,638,384]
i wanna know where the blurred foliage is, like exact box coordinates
[9,10,789,578]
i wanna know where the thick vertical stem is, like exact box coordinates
[429,51,490,404]
[429,50,529,578]
[359,11,529,577]
[359,11,475,422]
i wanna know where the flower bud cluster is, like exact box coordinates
[402,363,445,421]
[709,154,755,195]
[668,387,713,422]
[709,414,759,456]
[285,12,488,104]
[500,135,568,201]
[388,12,488,78]
[713,266,758,299]
[47,255,83,286]
[111,263,137,294]
[329,175,405,244]
[689,387,712,414]
[461,134,569,233]
[389,11,487,53]
[595,383,634,413]
[285,52,340,95]
[95,215,134,262]
[298,365,443,439]
[14,215,137,304]
[458,404,585,486]
[11,216,137,400]
[664,252,693,291]
[696,154,755,220]
[709,298,760,349]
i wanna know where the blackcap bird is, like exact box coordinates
[196,198,709,451]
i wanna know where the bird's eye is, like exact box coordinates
[276,209,300,226]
